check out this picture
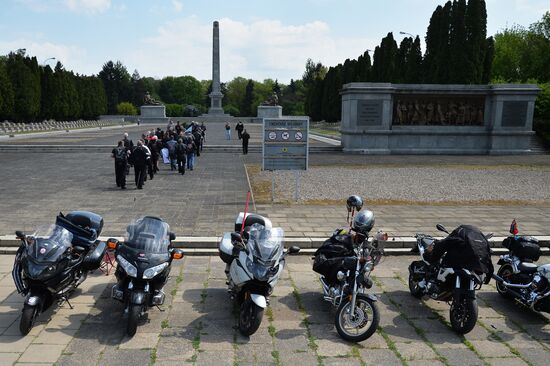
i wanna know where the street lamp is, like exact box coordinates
[42,57,56,65]
[399,31,414,38]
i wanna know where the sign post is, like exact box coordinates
[262,117,309,201]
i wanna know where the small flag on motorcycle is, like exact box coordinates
[510,219,519,235]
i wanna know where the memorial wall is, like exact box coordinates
[340,83,539,154]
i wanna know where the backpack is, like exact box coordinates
[114,147,127,162]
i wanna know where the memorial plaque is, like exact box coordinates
[357,100,383,126]
[262,118,309,170]
[501,101,528,127]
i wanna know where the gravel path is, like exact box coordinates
[259,166,550,203]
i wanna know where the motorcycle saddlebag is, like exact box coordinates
[82,241,107,271]
[219,232,235,264]
[502,236,540,262]
[56,211,104,248]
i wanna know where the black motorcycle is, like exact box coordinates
[493,235,550,313]
[108,216,182,336]
[12,211,106,335]
[408,224,492,334]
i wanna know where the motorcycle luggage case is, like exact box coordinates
[502,236,540,262]
[56,211,104,248]
[82,241,107,271]
[234,212,272,233]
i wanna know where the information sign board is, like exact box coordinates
[262,118,309,170]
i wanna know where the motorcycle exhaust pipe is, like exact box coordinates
[492,274,532,289]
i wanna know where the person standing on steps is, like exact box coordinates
[236,121,244,140]
[225,122,231,140]
[241,129,250,155]
[112,141,127,189]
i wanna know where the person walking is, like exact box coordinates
[166,136,177,171]
[175,138,187,175]
[236,121,244,140]
[242,129,250,155]
[224,122,231,140]
[112,141,127,189]
[132,140,148,189]
[185,132,196,171]
[200,122,206,151]
[192,127,202,157]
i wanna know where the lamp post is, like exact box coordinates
[42,57,56,66]
[399,31,414,38]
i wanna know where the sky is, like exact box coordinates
[0,0,548,83]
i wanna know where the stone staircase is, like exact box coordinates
[529,135,549,154]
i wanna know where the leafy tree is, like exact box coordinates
[0,58,15,121]
[302,59,327,119]
[165,103,183,117]
[116,101,137,115]
[99,60,131,114]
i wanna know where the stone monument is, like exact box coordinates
[205,21,231,119]
[340,83,540,154]
[140,91,169,124]
[257,92,282,119]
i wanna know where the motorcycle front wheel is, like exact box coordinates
[20,304,38,335]
[496,265,515,299]
[450,298,478,334]
[239,298,264,336]
[408,270,424,298]
[127,304,141,337]
[335,293,380,342]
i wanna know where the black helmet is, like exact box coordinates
[352,209,375,235]
[346,195,363,212]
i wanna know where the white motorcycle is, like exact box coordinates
[219,213,300,336]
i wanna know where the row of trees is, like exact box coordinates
[0,50,107,122]
[304,0,494,121]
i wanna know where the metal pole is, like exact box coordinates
[294,170,299,202]
[271,172,275,204]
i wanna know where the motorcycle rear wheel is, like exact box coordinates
[496,265,515,300]
[450,298,478,334]
[127,305,141,337]
[335,293,379,342]
[20,305,38,335]
[239,298,264,336]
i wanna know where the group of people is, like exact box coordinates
[111,121,207,190]
[226,121,251,154]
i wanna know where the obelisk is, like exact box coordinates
[208,21,225,115]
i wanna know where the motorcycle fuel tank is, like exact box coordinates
[229,251,253,286]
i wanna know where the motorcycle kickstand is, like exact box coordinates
[155,305,165,312]
[61,295,74,310]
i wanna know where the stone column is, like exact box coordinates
[208,21,225,115]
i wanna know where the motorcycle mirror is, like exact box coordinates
[172,249,184,260]
[107,238,119,250]
[169,232,176,241]
[485,232,494,240]
[15,230,25,240]
[436,224,449,234]
[287,246,301,255]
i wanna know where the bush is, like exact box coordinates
[116,101,137,115]
[165,103,183,117]
[223,104,239,116]
[534,83,550,148]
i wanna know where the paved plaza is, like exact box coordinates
[0,255,549,366]
[0,124,549,365]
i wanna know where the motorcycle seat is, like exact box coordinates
[518,262,538,273]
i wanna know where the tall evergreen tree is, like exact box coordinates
[6,52,41,121]
[465,0,488,83]
[356,50,372,81]
[242,79,254,117]
[482,36,495,83]
[449,0,469,83]
[99,60,131,114]
[0,58,15,121]
[372,32,399,82]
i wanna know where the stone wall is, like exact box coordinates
[340,83,539,154]
[0,120,126,135]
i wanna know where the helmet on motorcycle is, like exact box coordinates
[352,209,375,235]
[346,195,363,212]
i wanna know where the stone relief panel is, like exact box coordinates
[393,95,485,126]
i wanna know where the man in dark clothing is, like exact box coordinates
[241,129,250,155]
[184,132,196,170]
[175,139,187,175]
[424,225,493,279]
[111,141,127,189]
[122,133,133,175]
[132,140,148,189]
[192,128,202,157]
[236,121,244,140]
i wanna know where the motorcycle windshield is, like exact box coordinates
[26,225,73,263]
[247,224,284,265]
[124,216,170,254]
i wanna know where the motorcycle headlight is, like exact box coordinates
[143,262,168,279]
[246,258,270,281]
[117,255,137,278]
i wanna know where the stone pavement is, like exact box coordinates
[0,255,548,366]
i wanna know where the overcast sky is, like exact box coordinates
[1,0,548,83]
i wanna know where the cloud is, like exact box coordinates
[172,0,183,12]
[131,16,377,82]
[64,0,111,13]
[0,38,88,71]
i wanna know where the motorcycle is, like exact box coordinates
[218,212,300,336]
[493,233,550,314]
[108,216,182,337]
[12,211,107,335]
[408,224,492,334]
[313,227,383,342]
